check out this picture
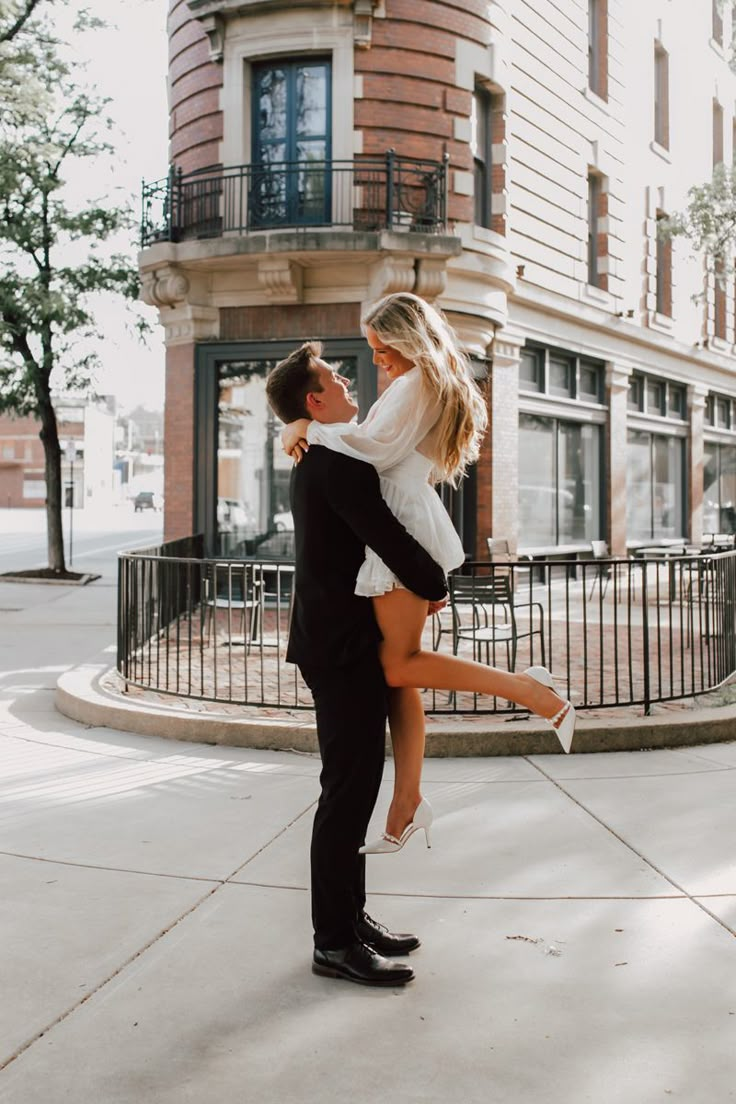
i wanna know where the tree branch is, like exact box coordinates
[0,0,45,45]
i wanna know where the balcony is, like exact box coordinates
[141,152,449,247]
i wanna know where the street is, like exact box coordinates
[0,507,163,580]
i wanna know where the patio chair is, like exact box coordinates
[588,540,611,600]
[203,562,262,649]
[449,574,545,671]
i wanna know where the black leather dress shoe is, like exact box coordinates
[312,942,414,987]
[356,913,421,955]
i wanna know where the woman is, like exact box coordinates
[282,293,575,854]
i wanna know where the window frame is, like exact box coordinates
[587,0,608,101]
[517,412,605,549]
[519,343,605,407]
[713,98,724,168]
[587,171,602,287]
[472,83,493,230]
[654,41,670,150]
[655,209,673,317]
[626,428,687,542]
[194,339,374,555]
[250,57,333,229]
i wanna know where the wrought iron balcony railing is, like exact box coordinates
[140,152,449,247]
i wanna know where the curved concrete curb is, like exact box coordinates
[55,661,736,755]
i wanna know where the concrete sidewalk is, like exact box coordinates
[1,570,735,1103]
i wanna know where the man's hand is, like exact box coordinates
[282,419,310,462]
[427,597,448,616]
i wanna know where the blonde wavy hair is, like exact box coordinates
[362,292,488,485]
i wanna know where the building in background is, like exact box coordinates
[0,395,116,510]
[114,406,165,504]
[139,0,736,558]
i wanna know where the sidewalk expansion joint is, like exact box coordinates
[0,849,224,884]
[0,881,222,1075]
[525,756,736,940]
[222,801,317,882]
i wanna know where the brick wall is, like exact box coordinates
[0,464,24,507]
[355,0,494,227]
[0,413,46,507]
[220,303,362,342]
[164,343,196,540]
[168,0,223,172]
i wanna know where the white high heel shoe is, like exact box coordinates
[359,797,433,855]
[524,666,576,754]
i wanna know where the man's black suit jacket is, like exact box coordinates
[286,444,448,670]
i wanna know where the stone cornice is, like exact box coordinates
[187,0,378,50]
[511,281,736,379]
[139,230,461,272]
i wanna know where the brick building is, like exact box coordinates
[140,0,736,558]
[0,397,116,510]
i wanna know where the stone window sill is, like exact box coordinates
[650,140,672,164]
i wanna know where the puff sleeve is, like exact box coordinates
[305,368,439,473]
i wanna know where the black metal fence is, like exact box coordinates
[141,152,449,246]
[118,541,736,715]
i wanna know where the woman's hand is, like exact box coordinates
[281,419,310,462]
[427,597,448,616]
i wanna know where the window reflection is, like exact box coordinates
[252,59,330,227]
[519,415,601,547]
[704,443,736,534]
[519,415,555,545]
[626,430,685,540]
[558,422,599,542]
[216,356,357,556]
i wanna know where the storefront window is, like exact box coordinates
[652,434,683,538]
[626,430,651,541]
[216,355,357,556]
[519,414,602,546]
[626,429,685,540]
[558,421,600,542]
[704,443,736,534]
[519,415,555,545]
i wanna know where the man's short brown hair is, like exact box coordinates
[266,340,323,424]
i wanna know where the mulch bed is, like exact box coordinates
[0,568,100,584]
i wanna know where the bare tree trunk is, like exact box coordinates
[38,383,66,573]
[37,192,66,573]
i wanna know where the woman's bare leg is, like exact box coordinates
[384,686,425,840]
[373,589,568,721]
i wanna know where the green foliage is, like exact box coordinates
[716,0,736,73]
[660,164,736,286]
[0,1,143,569]
[0,9,139,418]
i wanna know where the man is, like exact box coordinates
[266,341,447,987]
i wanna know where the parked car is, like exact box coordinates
[134,491,162,512]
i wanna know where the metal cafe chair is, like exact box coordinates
[485,536,534,589]
[203,562,262,649]
[449,574,545,671]
[588,540,611,600]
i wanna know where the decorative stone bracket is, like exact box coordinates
[199,13,224,63]
[140,267,191,308]
[354,0,380,48]
[257,257,304,303]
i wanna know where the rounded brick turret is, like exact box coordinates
[168,0,223,172]
[355,0,495,225]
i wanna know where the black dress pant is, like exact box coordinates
[300,652,388,950]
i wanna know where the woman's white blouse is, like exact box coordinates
[305,367,440,472]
